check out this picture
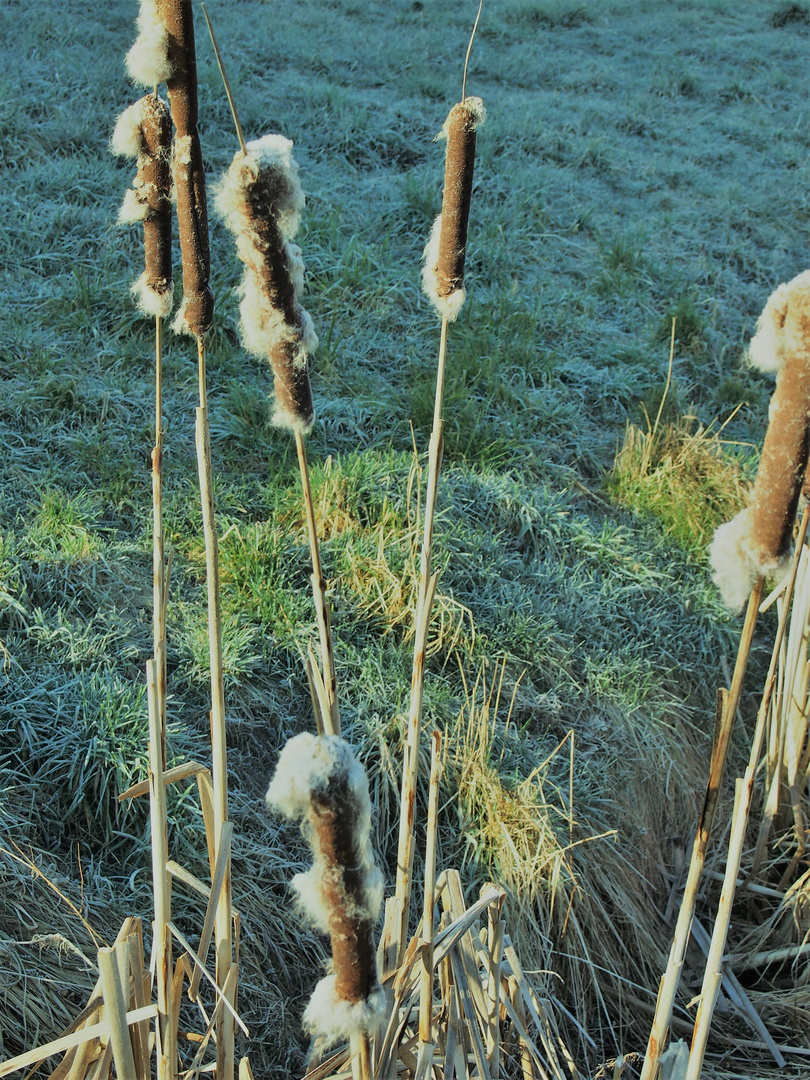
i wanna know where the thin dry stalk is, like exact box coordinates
[147,660,175,1080]
[98,947,138,1080]
[640,577,763,1080]
[194,335,234,1080]
[419,731,443,1050]
[686,507,809,1079]
[394,319,447,959]
[296,431,340,736]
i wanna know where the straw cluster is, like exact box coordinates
[422,97,486,322]
[215,136,317,432]
[111,95,173,318]
[711,270,810,610]
[266,733,385,1047]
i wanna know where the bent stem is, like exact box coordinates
[394,315,449,962]
[640,576,763,1080]
[194,335,235,1080]
[295,429,340,737]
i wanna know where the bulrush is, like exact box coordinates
[111,95,173,318]
[711,270,810,610]
[266,733,385,1049]
[154,0,214,339]
[215,136,317,432]
[422,97,486,322]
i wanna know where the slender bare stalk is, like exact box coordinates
[686,506,809,1080]
[296,430,340,736]
[419,730,443,1052]
[98,946,138,1080]
[147,661,175,1080]
[394,318,447,959]
[640,576,763,1080]
[194,336,235,1080]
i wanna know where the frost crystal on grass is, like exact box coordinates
[266,732,384,1045]
[215,135,316,432]
[125,0,172,88]
[711,270,810,609]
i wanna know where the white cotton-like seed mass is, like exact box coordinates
[125,0,172,88]
[215,134,305,241]
[749,269,810,374]
[421,215,466,321]
[110,100,144,160]
[438,95,487,141]
[172,298,198,338]
[131,271,173,319]
[266,732,384,923]
[119,186,147,224]
[709,509,789,612]
[303,975,387,1047]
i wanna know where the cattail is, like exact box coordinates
[266,733,385,1048]
[111,95,173,318]
[711,269,810,610]
[422,96,486,322]
[152,0,214,339]
[215,135,317,433]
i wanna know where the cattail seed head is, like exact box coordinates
[266,733,385,1045]
[111,95,173,319]
[155,0,213,338]
[422,96,485,321]
[711,270,810,610]
[216,135,317,433]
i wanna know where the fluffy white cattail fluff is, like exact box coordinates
[125,0,172,88]
[710,270,810,610]
[111,96,174,319]
[422,96,486,321]
[266,732,385,1046]
[215,135,317,432]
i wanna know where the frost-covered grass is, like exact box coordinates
[1,0,809,1076]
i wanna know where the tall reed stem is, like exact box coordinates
[295,430,340,736]
[149,315,175,1080]
[686,506,809,1080]
[640,576,763,1080]
[194,335,235,1080]
[394,315,449,960]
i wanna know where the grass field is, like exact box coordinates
[1,0,810,1076]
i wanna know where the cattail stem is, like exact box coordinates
[686,507,809,1079]
[419,730,442,1047]
[194,335,234,1080]
[640,576,763,1080]
[295,430,340,736]
[394,319,448,961]
[147,660,175,1080]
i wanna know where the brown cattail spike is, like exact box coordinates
[111,95,173,319]
[266,734,386,1048]
[309,774,378,1005]
[140,96,173,302]
[215,136,317,433]
[711,270,810,610]
[422,97,485,322]
[156,0,214,338]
